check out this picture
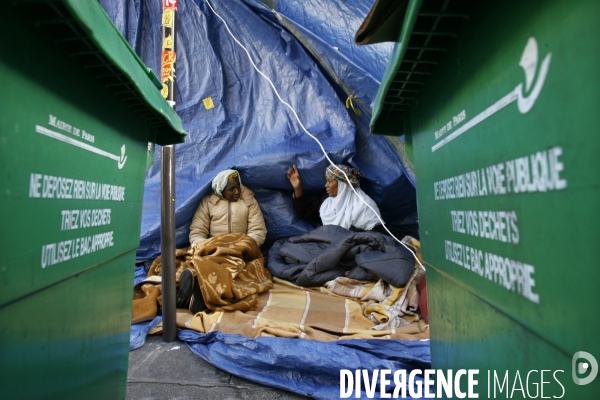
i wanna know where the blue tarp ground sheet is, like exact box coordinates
[103,0,428,397]
[180,330,431,400]
[129,323,430,399]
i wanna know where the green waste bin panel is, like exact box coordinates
[0,14,152,306]
[408,0,600,360]
[9,0,185,145]
[427,267,600,399]
[0,253,133,400]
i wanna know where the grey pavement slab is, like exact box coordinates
[127,334,309,400]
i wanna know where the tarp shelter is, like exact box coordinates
[98,0,419,261]
[99,0,429,398]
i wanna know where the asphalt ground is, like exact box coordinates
[126,334,309,400]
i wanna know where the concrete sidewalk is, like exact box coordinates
[126,334,308,399]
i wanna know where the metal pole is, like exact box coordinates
[160,0,178,342]
[160,145,176,341]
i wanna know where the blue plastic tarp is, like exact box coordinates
[99,0,418,261]
[179,329,431,399]
[272,0,394,113]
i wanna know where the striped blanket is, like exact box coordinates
[174,278,429,341]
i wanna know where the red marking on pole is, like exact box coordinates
[163,0,177,10]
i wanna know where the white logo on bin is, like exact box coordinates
[118,145,128,169]
[35,125,128,169]
[573,351,598,385]
[432,37,552,152]
[516,37,552,114]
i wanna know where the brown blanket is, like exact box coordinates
[132,233,273,323]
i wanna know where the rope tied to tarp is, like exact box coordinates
[345,95,363,116]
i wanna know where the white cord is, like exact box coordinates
[204,0,425,272]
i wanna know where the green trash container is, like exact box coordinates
[0,1,186,398]
[361,0,599,397]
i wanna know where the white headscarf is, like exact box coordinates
[319,182,382,231]
[212,169,241,197]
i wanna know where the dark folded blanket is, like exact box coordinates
[267,225,416,287]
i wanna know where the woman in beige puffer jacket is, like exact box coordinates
[189,169,267,247]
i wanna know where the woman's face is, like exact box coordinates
[325,178,339,197]
[223,177,241,201]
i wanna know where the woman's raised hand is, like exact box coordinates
[287,165,303,197]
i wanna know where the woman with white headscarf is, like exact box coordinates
[189,169,267,247]
[287,164,384,233]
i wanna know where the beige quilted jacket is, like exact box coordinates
[189,186,267,247]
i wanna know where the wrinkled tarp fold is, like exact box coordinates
[180,329,430,399]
